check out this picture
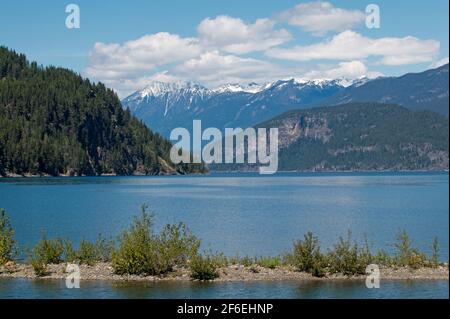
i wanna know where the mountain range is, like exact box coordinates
[122,78,352,137]
[122,64,449,139]
[321,64,449,115]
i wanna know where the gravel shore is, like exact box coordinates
[0,262,448,282]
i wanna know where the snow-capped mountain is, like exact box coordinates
[123,81,212,116]
[320,64,449,115]
[122,78,354,137]
[212,82,265,94]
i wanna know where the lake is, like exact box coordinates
[0,172,448,298]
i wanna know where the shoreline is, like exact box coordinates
[0,170,448,178]
[1,263,448,283]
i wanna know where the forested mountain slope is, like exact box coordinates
[0,47,204,176]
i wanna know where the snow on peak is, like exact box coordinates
[212,82,265,94]
[138,81,209,98]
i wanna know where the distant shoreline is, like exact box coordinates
[1,263,448,283]
[0,170,448,178]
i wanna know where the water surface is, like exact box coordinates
[0,172,447,258]
[0,172,448,298]
[0,278,447,299]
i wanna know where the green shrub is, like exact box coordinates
[76,240,99,266]
[373,249,394,266]
[64,235,114,265]
[431,237,440,268]
[159,222,200,268]
[31,233,65,265]
[358,236,373,269]
[286,232,326,277]
[255,256,282,269]
[30,257,47,277]
[328,232,367,275]
[394,230,426,268]
[112,207,161,275]
[28,233,67,276]
[112,205,200,276]
[0,209,15,266]
[94,235,115,262]
[64,240,76,263]
[189,254,219,281]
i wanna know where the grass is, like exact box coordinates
[255,256,282,269]
[0,208,446,280]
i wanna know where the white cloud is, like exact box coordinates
[277,1,365,35]
[266,31,440,66]
[431,57,449,68]
[304,61,383,80]
[197,15,291,54]
[84,32,202,80]
[173,51,282,86]
[82,4,443,98]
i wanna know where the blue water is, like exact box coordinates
[0,172,448,298]
[0,278,448,299]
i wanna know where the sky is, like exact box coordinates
[0,0,448,97]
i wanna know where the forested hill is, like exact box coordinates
[0,47,204,176]
[211,103,449,172]
[264,103,449,171]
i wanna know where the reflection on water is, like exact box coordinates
[0,278,448,299]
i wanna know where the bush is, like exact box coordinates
[112,205,200,276]
[286,232,326,277]
[95,235,115,262]
[64,240,76,263]
[30,257,47,277]
[69,236,114,266]
[190,253,219,281]
[31,233,65,265]
[0,209,15,266]
[373,249,394,267]
[327,232,368,275]
[394,230,426,268]
[159,223,200,268]
[431,237,440,268]
[112,207,160,275]
[76,240,99,266]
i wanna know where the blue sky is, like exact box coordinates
[0,0,448,97]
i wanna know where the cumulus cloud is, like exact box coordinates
[197,15,291,54]
[277,1,365,35]
[266,31,440,65]
[84,32,202,80]
[304,61,383,80]
[173,51,282,86]
[82,4,443,97]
